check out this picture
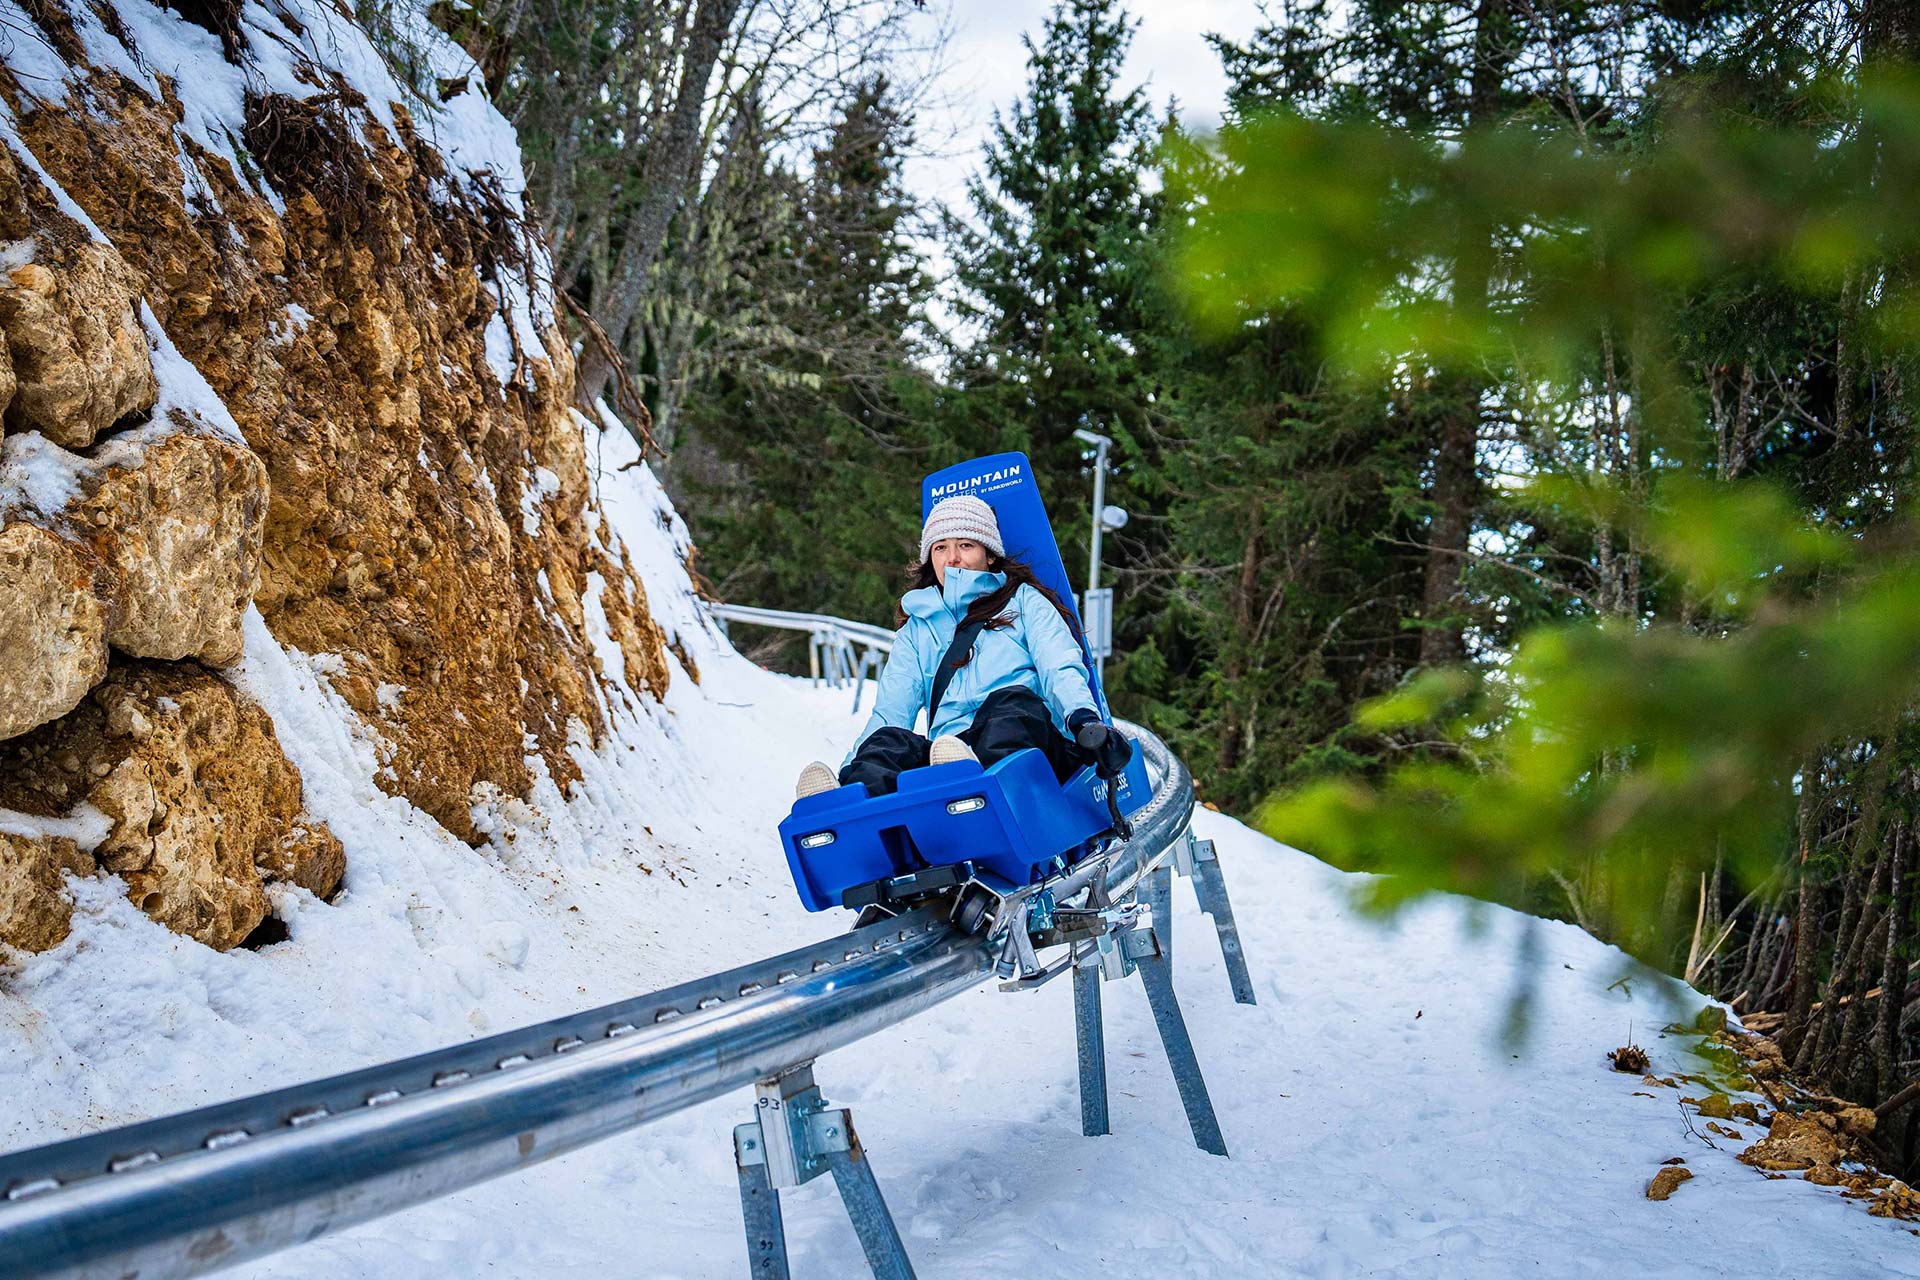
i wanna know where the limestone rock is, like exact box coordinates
[0,519,108,740]
[0,142,33,242]
[1833,1105,1877,1140]
[1738,1111,1847,1172]
[1646,1166,1693,1200]
[78,430,267,665]
[0,243,156,447]
[0,829,95,951]
[1729,1031,1788,1080]
[0,326,16,423]
[0,664,343,950]
[1871,1183,1920,1219]
[1684,1093,1734,1121]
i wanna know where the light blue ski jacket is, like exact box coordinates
[844,567,1098,767]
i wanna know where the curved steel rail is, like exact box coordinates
[705,602,896,652]
[0,724,1192,1280]
[706,602,895,711]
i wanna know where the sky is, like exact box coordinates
[903,0,1265,325]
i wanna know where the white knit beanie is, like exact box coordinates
[919,494,1005,564]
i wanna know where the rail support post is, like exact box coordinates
[1072,943,1110,1137]
[1174,831,1257,1006]
[1138,865,1228,1156]
[732,1063,915,1280]
[1078,874,1228,1158]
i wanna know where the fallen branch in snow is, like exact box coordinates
[1678,1097,1721,1149]
[560,291,662,458]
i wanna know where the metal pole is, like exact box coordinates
[1134,879,1229,1158]
[825,1142,916,1280]
[1074,428,1113,685]
[1088,437,1107,597]
[735,1154,790,1279]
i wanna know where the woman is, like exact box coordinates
[796,494,1132,798]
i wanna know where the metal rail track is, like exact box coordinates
[705,602,895,711]
[0,725,1194,1280]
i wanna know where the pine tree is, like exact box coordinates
[947,0,1158,575]
[672,77,944,638]
[1120,31,1433,809]
[1208,1,1731,669]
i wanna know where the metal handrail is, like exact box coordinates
[0,723,1192,1280]
[706,603,895,651]
[706,602,895,713]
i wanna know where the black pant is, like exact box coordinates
[840,688,1088,797]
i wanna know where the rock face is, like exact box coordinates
[80,429,268,665]
[0,519,108,739]
[0,665,343,950]
[0,242,157,447]
[0,424,265,743]
[0,3,681,952]
[0,13,673,846]
[0,829,95,952]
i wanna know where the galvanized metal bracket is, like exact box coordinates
[1135,864,1229,1157]
[1069,865,1229,1157]
[1173,833,1257,1006]
[732,1064,915,1279]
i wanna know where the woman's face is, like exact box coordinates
[928,538,989,588]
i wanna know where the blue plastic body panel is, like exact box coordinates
[780,451,1151,912]
[780,749,1153,912]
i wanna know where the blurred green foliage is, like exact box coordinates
[1181,72,1920,394]
[1178,69,1920,963]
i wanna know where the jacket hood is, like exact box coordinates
[902,567,1006,621]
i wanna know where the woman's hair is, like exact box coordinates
[898,551,1084,656]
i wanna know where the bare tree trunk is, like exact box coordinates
[1757,915,1796,1011]
[1784,751,1826,1056]
[1834,907,1891,1096]
[1799,728,1900,1069]
[1880,818,1912,1097]
[1419,390,1476,667]
[1731,892,1768,998]
[576,0,744,411]
[1811,847,1890,1077]
[1865,0,1920,64]
[1417,0,1512,667]
[1217,505,1265,773]
[1701,845,1726,988]
[1731,893,1781,1006]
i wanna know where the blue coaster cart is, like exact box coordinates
[778,452,1151,917]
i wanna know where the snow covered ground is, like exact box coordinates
[4,415,1917,1278]
[9,3,1908,1274]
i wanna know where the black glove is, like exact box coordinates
[1068,708,1132,776]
